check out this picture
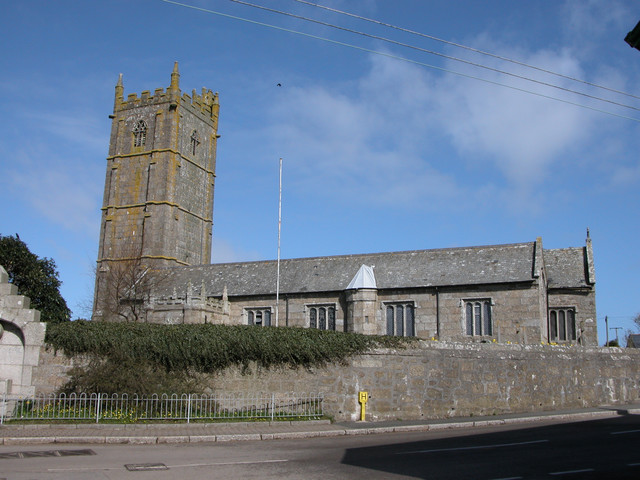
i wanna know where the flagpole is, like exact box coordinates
[275,157,282,327]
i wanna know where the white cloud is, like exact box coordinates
[563,0,630,41]
[7,157,101,237]
[20,110,107,153]
[227,31,637,216]
[263,45,608,214]
[266,54,468,211]
[1,107,105,237]
[433,44,599,186]
[609,163,640,188]
[210,237,263,264]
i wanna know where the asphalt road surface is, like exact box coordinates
[1,415,640,479]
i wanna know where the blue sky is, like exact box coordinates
[1,1,638,344]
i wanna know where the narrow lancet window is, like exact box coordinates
[190,130,200,155]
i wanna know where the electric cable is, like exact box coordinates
[291,0,640,102]
[159,0,640,123]
[224,0,640,113]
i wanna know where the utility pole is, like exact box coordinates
[610,326,623,345]
[605,315,609,346]
[275,158,283,327]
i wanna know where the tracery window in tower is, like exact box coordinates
[190,130,200,155]
[133,120,147,147]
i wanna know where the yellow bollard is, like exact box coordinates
[358,391,369,421]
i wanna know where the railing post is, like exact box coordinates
[96,394,102,424]
[187,394,191,424]
[271,393,275,422]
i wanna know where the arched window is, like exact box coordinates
[308,305,336,331]
[309,308,317,329]
[328,307,336,331]
[464,299,493,337]
[246,307,272,327]
[133,120,147,147]
[318,307,326,330]
[385,303,415,337]
[548,308,576,342]
[466,302,474,335]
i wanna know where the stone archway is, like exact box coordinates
[0,320,26,394]
[0,266,46,396]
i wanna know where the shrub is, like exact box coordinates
[46,322,417,394]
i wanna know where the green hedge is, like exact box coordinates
[45,321,417,373]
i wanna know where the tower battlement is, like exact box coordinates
[114,62,219,123]
[117,87,219,121]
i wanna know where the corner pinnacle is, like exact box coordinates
[170,62,180,91]
[114,73,124,110]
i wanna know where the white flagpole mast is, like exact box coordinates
[275,157,283,327]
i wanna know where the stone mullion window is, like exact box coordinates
[385,303,415,337]
[548,307,576,342]
[309,308,317,329]
[550,310,558,339]
[483,302,492,336]
[307,305,336,331]
[328,307,336,330]
[246,307,272,327]
[464,299,493,337]
[466,302,473,335]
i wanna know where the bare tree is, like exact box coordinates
[623,313,640,347]
[94,251,169,322]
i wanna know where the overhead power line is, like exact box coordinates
[159,0,640,123]
[291,0,640,102]
[224,0,640,113]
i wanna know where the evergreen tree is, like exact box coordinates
[0,234,71,322]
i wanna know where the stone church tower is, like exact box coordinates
[93,63,219,321]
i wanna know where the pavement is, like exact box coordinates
[1,404,639,446]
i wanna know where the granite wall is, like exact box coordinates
[32,341,640,422]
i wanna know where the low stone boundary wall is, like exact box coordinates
[33,342,640,422]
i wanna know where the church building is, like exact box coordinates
[93,65,597,346]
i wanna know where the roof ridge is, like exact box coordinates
[158,241,537,273]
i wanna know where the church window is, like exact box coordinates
[548,308,576,342]
[386,303,415,337]
[308,305,336,330]
[246,307,272,327]
[132,120,147,147]
[190,130,200,155]
[464,299,492,336]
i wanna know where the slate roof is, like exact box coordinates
[154,241,543,298]
[544,247,590,288]
[628,334,640,348]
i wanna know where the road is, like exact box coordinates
[1,415,640,479]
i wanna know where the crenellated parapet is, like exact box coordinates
[113,62,219,124]
[148,287,229,325]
